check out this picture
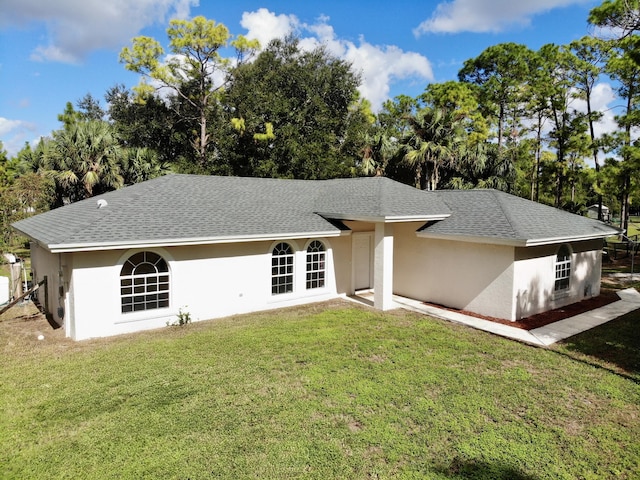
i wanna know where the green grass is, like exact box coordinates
[1,302,639,479]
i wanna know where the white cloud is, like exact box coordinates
[344,41,433,110]
[240,8,300,48]
[414,0,594,35]
[0,0,197,63]
[240,10,433,111]
[572,82,640,154]
[525,83,620,166]
[574,82,619,140]
[0,117,38,157]
[30,45,79,64]
[0,118,27,137]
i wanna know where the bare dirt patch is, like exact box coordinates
[0,302,75,355]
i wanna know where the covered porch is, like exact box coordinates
[343,219,434,312]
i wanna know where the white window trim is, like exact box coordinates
[305,239,327,290]
[120,251,170,314]
[115,249,173,321]
[267,239,336,305]
[553,244,572,298]
[271,241,296,296]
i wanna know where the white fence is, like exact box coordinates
[0,276,8,305]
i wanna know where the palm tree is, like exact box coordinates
[16,138,52,175]
[360,132,394,176]
[50,120,124,201]
[121,147,172,185]
[403,107,466,190]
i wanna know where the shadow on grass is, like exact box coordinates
[555,310,640,383]
[434,457,537,479]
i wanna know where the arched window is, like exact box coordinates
[272,242,294,295]
[554,245,571,293]
[120,251,169,313]
[306,240,326,289]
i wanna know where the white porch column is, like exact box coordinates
[374,222,394,310]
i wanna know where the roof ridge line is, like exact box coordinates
[490,189,520,237]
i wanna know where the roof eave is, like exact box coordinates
[416,232,527,246]
[417,230,617,247]
[44,230,348,253]
[318,212,450,223]
[523,231,618,246]
[11,226,54,253]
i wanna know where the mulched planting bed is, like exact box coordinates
[424,290,621,331]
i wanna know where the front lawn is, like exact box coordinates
[1,301,639,479]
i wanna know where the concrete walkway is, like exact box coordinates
[350,288,640,347]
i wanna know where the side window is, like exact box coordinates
[306,240,326,289]
[272,242,294,295]
[554,244,571,293]
[120,251,169,313]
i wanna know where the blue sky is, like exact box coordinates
[0,0,608,157]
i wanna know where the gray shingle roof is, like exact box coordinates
[420,189,620,245]
[13,176,618,252]
[314,176,451,219]
[12,174,451,252]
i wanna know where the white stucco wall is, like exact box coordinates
[48,236,349,340]
[328,235,352,295]
[513,239,603,319]
[395,225,604,321]
[31,225,606,339]
[394,223,516,319]
[29,243,70,331]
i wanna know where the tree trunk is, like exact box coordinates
[551,106,565,209]
[586,95,603,220]
[621,90,634,232]
[431,162,439,191]
[198,113,208,166]
[532,120,543,202]
[571,168,576,203]
[555,153,564,208]
[622,173,631,233]
[497,103,504,153]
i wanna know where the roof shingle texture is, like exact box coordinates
[13,175,618,250]
[13,174,450,249]
[424,189,618,242]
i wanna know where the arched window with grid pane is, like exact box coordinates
[306,240,326,289]
[120,251,170,313]
[554,244,571,293]
[272,242,294,295]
